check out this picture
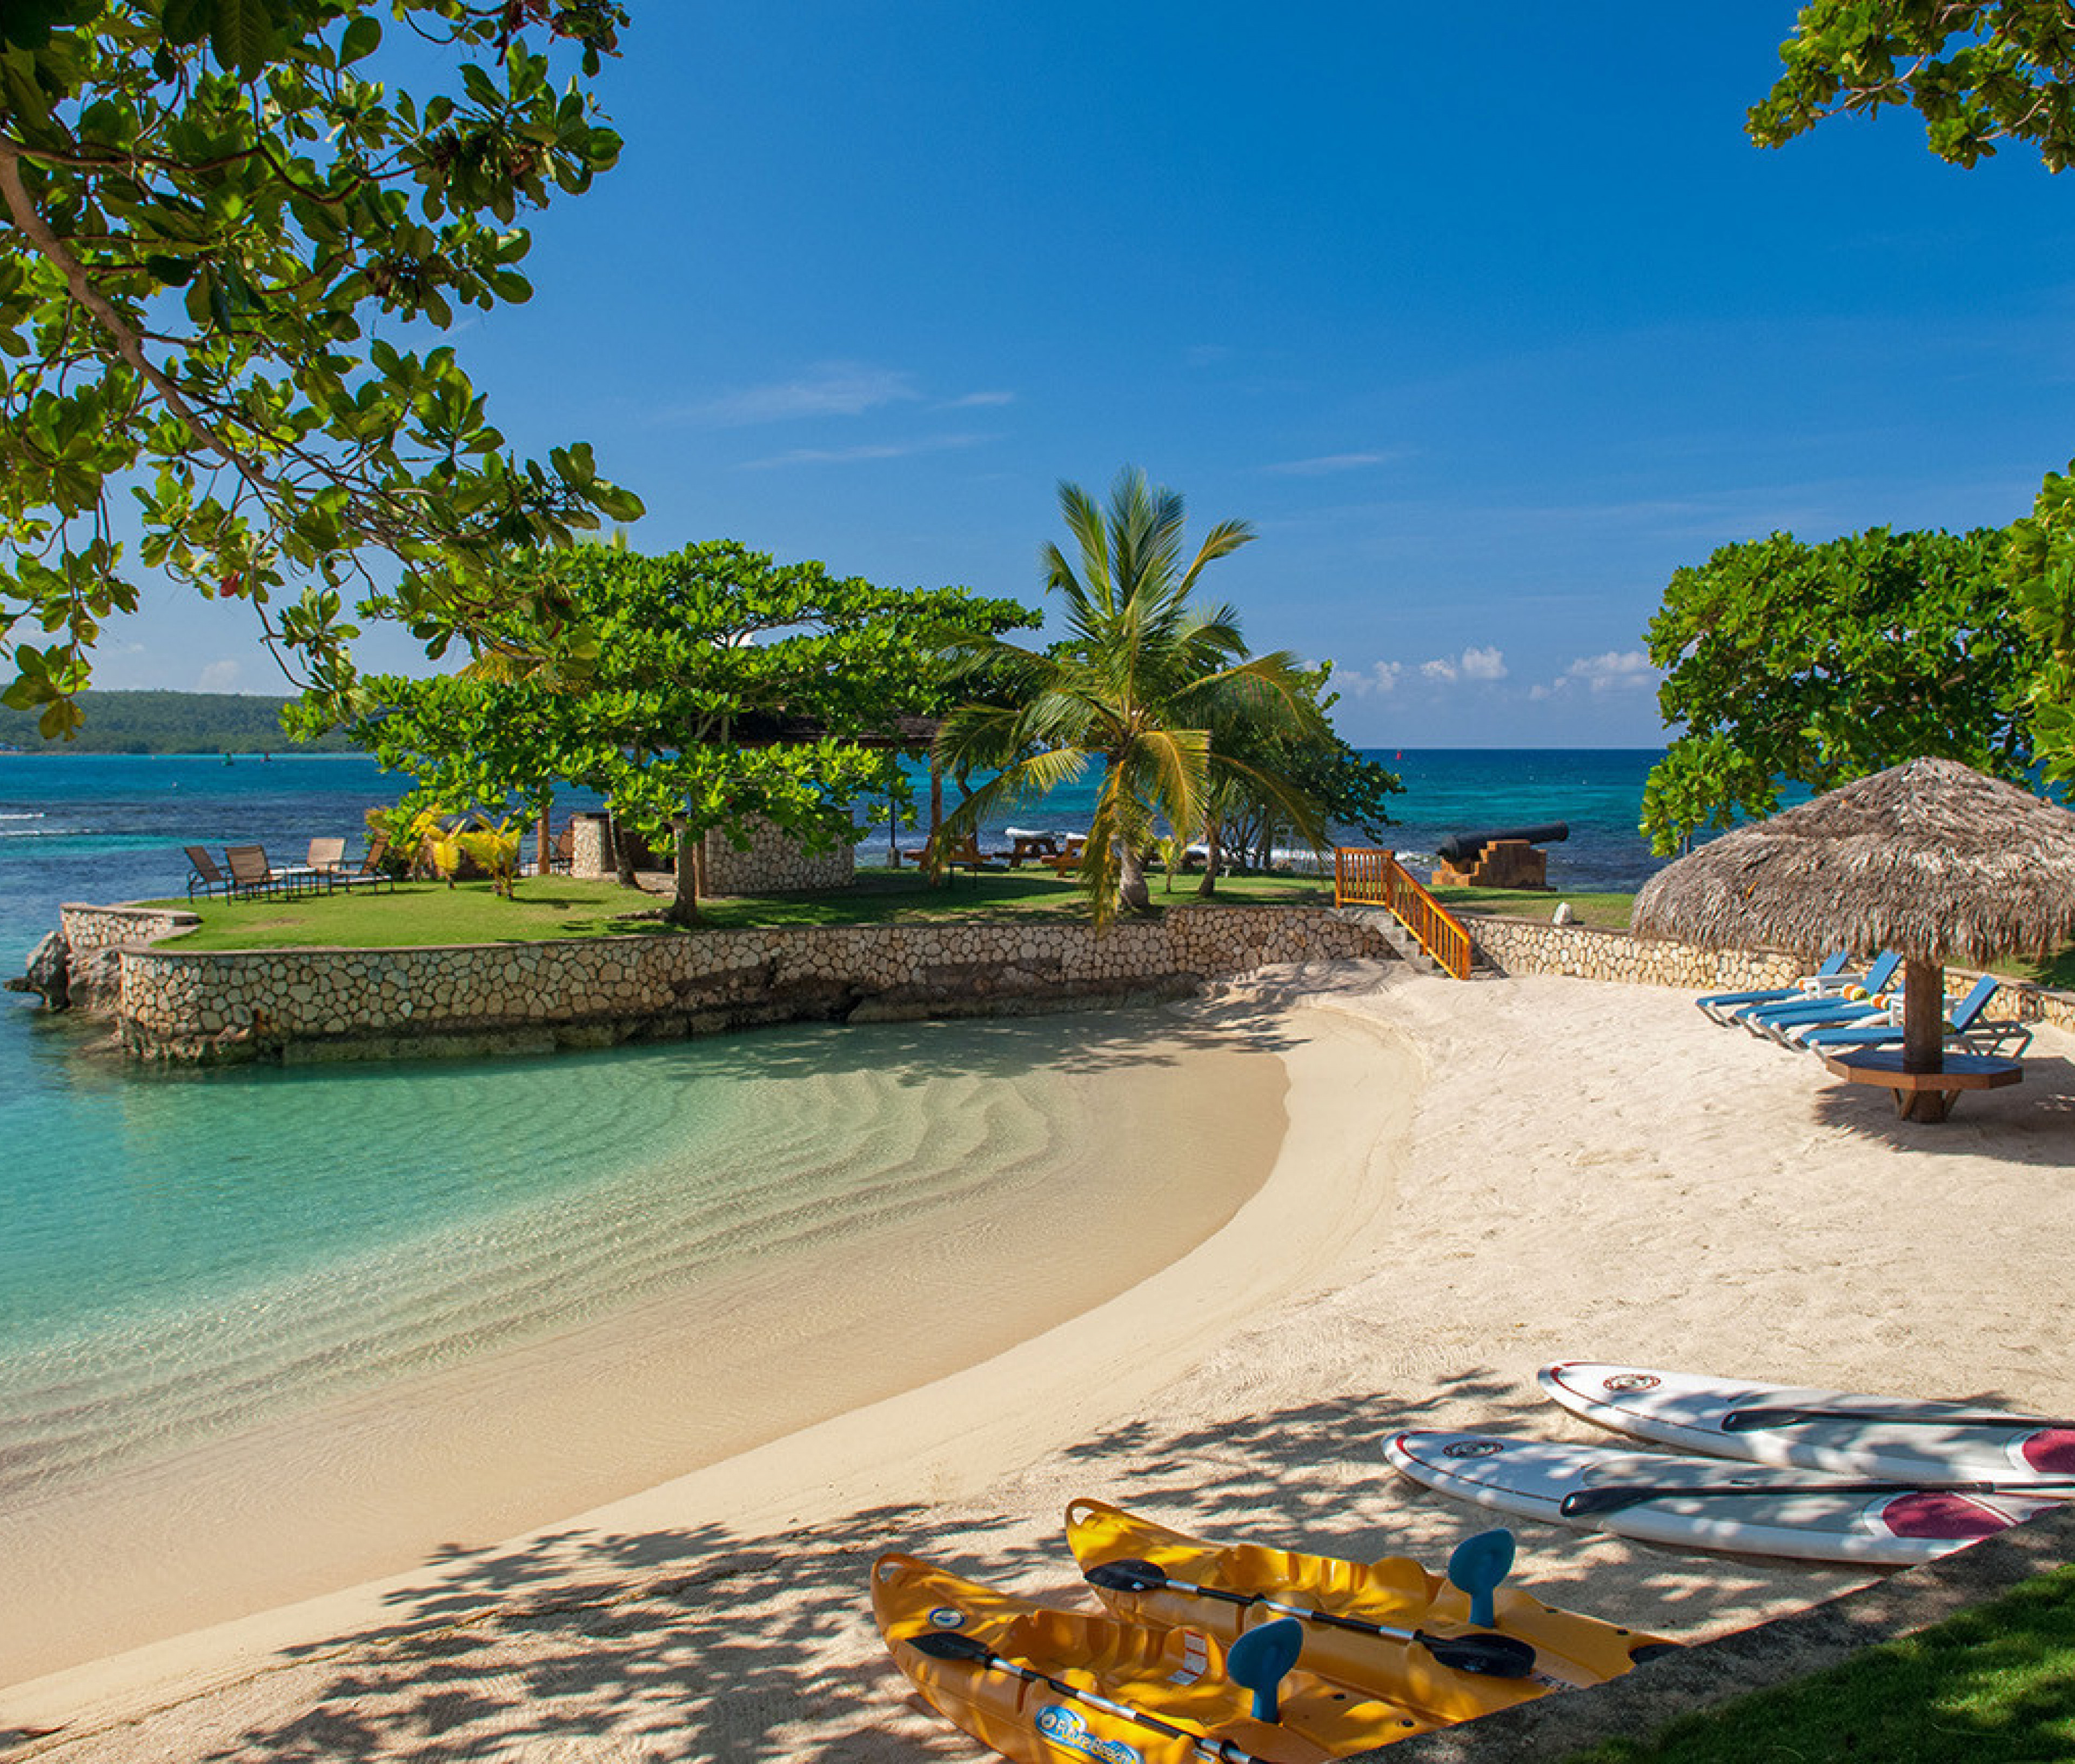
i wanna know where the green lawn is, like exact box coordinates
[1563,1565,2075,1764]
[148,866,1336,951]
[1433,885,1637,931]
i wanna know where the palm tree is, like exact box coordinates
[933,467,1329,927]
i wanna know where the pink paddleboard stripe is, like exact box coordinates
[2021,1430,2075,1475]
[1881,1492,2013,1540]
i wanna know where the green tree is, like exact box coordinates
[1748,7,2075,780]
[2004,463,2075,783]
[331,541,1036,922]
[0,0,641,740]
[1193,663,1400,894]
[1639,526,2043,856]
[1751,1,2075,170]
[933,468,1330,927]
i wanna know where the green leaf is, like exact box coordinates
[338,13,380,65]
[209,0,278,82]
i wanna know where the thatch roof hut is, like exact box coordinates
[1633,757,2075,1111]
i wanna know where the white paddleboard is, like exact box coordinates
[1540,1361,2075,1489]
[1385,1429,2053,1566]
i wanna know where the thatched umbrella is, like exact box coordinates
[1633,757,2075,1104]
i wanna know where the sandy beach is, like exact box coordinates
[5,961,2072,1761]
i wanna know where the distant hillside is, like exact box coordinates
[0,690,357,754]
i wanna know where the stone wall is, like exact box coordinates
[115,905,1397,1063]
[60,902,200,953]
[1464,914,2075,1034]
[561,813,853,894]
[702,817,853,896]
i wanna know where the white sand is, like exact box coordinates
[5,964,2072,1761]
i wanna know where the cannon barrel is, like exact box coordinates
[1436,822,1569,864]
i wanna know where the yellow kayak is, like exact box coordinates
[872,1551,1443,1763]
[1066,1499,1679,1719]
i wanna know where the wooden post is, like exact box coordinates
[1901,957,1945,1073]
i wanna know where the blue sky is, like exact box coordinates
[93,4,2075,745]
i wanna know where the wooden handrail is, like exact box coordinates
[1333,847,1476,980]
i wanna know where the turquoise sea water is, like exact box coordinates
[0,749,1664,1514]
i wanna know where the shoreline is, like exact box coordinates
[9,966,2074,1760]
[0,986,1416,1735]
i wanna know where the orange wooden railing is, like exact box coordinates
[1334,847,1477,980]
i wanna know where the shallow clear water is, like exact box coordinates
[0,1010,1249,1512]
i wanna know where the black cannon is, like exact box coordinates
[1436,822,1570,865]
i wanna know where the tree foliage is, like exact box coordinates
[329,541,1036,919]
[1638,526,2043,855]
[0,0,641,741]
[2005,462,2075,784]
[1197,662,1400,887]
[1751,1,2075,170]
[934,468,1332,927]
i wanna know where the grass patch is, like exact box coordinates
[1432,886,1637,931]
[148,866,1335,951]
[1562,1564,2075,1764]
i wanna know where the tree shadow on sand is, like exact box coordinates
[16,1367,1879,1764]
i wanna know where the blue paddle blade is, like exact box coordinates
[1225,1618,1303,1725]
[1447,1528,1515,1631]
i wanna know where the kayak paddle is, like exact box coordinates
[1083,1555,1539,1678]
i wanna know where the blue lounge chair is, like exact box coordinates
[1800,975,2033,1059]
[1739,951,1903,1039]
[1696,951,1849,1025]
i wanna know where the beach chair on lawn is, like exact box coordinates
[1696,950,1849,1025]
[305,837,347,888]
[183,845,232,900]
[1799,975,2034,1059]
[224,843,318,899]
[328,832,394,893]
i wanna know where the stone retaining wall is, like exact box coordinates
[116,906,1397,1063]
[1465,914,2075,1033]
[60,902,200,953]
[562,813,854,894]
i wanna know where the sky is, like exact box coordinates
[84,4,2075,745]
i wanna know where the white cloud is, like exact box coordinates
[196,658,242,692]
[1339,660,1405,695]
[691,363,922,426]
[1544,649,1658,695]
[938,389,1015,409]
[1421,645,1508,685]
[741,432,988,469]
[1262,450,1405,477]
